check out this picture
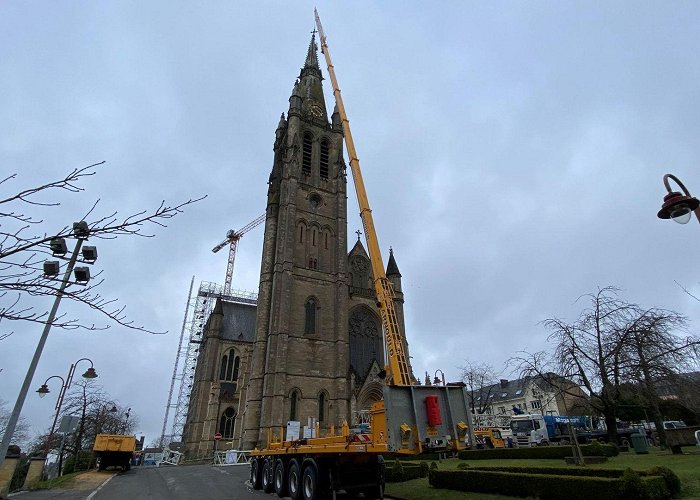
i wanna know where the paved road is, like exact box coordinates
[11,465,261,500]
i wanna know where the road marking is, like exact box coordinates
[85,473,117,500]
[214,467,231,475]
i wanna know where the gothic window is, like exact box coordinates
[219,406,236,439]
[318,392,326,422]
[325,232,328,250]
[290,390,299,421]
[312,229,316,246]
[299,225,304,243]
[219,350,240,382]
[350,256,370,289]
[320,140,329,178]
[348,308,383,384]
[302,133,312,176]
[305,298,317,334]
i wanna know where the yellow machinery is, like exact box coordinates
[93,434,135,471]
[249,11,474,500]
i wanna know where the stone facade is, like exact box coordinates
[183,35,413,457]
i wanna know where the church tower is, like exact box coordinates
[242,35,349,449]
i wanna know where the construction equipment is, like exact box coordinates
[93,434,136,471]
[249,12,473,499]
[212,213,265,295]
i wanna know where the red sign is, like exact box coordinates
[214,432,222,441]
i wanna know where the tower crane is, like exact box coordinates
[212,213,266,295]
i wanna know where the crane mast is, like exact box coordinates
[212,213,265,295]
[314,10,411,387]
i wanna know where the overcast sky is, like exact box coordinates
[2,2,700,447]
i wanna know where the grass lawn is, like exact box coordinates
[384,446,700,499]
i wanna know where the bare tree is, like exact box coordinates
[623,310,700,447]
[0,162,204,337]
[0,399,29,447]
[459,360,500,415]
[511,287,698,445]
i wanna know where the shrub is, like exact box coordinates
[430,461,438,470]
[457,462,469,470]
[420,461,429,476]
[389,460,404,482]
[457,443,617,460]
[647,467,681,499]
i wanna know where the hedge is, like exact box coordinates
[385,460,429,483]
[457,442,618,460]
[429,469,673,500]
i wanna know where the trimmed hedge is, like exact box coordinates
[429,468,673,500]
[385,460,430,483]
[457,442,618,460]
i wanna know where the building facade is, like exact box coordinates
[183,35,413,457]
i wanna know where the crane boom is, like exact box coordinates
[212,213,266,295]
[314,10,411,387]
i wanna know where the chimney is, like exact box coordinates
[500,379,508,389]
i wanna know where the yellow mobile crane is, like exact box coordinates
[249,11,474,500]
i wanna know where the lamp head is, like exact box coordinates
[82,367,98,379]
[658,191,700,224]
[36,384,50,398]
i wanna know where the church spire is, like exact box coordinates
[295,32,327,119]
[302,33,322,77]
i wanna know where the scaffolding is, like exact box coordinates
[161,280,257,446]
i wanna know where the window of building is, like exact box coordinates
[299,225,304,243]
[290,391,299,421]
[319,392,326,422]
[305,299,316,334]
[498,406,506,414]
[312,229,316,246]
[530,400,542,410]
[219,351,240,382]
[515,389,522,395]
[325,232,328,249]
[302,133,312,175]
[320,140,329,178]
[219,406,236,439]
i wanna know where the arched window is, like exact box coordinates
[219,351,240,382]
[325,232,329,250]
[299,225,304,243]
[219,406,236,438]
[305,299,316,335]
[290,391,299,421]
[302,133,312,175]
[312,229,316,246]
[318,392,326,422]
[320,140,329,178]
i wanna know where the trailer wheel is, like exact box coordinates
[302,462,319,500]
[250,458,262,490]
[274,458,288,497]
[288,459,302,500]
[262,458,275,493]
[621,438,630,447]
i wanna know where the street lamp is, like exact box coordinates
[36,358,98,458]
[0,222,98,469]
[657,174,700,224]
[433,369,446,386]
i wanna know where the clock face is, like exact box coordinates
[310,104,324,118]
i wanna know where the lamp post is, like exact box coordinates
[36,358,98,458]
[122,408,132,434]
[657,174,700,224]
[433,369,446,386]
[0,222,97,469]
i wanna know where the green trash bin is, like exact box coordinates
[630,433,649,454]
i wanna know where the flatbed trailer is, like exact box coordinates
[250,385,473,499]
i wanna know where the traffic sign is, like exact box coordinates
[214,432,222,441]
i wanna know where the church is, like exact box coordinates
[182,34,413,457]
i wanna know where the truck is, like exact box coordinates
[510,414,590,447]
[248,12,475,500]
[472,426,507,448]
[510,414,653,447]
[93,434,135,471]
